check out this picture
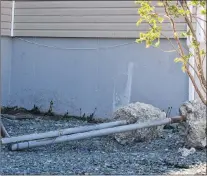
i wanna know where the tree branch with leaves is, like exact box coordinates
[135,0,206,105]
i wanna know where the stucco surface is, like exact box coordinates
[1,37,188,118]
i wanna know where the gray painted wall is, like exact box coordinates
[2,37,188,118]
[1,37,12,106]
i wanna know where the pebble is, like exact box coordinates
[1,117,206,175]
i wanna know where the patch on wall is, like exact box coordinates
[113,62,134,112]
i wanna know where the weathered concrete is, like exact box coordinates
[112,102,166,144]
[179,100,206,149]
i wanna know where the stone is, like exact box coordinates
[178,147,196,157]
[112,102,166,144]
[179,100,206,149]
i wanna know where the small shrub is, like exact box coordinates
[86,108,97,123]
[44,100,54,116]
[63,111,72,119]
[30,105,41,115]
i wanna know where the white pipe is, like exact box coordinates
[10,118,172,151]
[11,1,15,37]
[2,120,127,144]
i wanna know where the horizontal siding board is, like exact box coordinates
[14,30,186,38]
[1,1,12,8]
[14,15,188,23]
[1,15,12,22]
[15,8,165,16]
[13,1,187,38]
[1,8,12,15]
[1,22,11,29]
[15,1,167,8]
[1,29,11,36]
[14,23,186,31]
[1,1,12,36]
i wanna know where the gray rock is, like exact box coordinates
[179,100,206,149]
[112,102,166,144]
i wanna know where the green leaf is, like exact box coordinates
[136,39,142,43]
[135,0,206,77]
[154,40,160,47]
[136,19,143,26]
[174,58,183,63]
[157,1,164,6]
[192,39,200,48]
[158,17,164,23]
[201,9,206,15]
[181,32,187,37]
[174,32,178,38]
[186,30,191,36]
[189,53,193,57]
[200,49,206,56]
[181,65,186,73]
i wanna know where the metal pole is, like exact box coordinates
[0,121,10,138]
[2,120,127,144]
[10,117,184,151]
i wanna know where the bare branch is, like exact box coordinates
[163,1,185,56]
[192,15,207,23]
[193,17,207,43]
[136,0,206,104]
[187,38,201,72]
[160,33,181,54]
[202,54,206,66]
[147,23,179,54]
[187,61,207,93]
[164,0,206,97]
[186,68,207,104]
[181,1,207,89]
[153,46,176,53]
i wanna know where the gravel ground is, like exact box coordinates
[1,114,206,175]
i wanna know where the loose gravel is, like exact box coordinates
[1,115,206,175]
